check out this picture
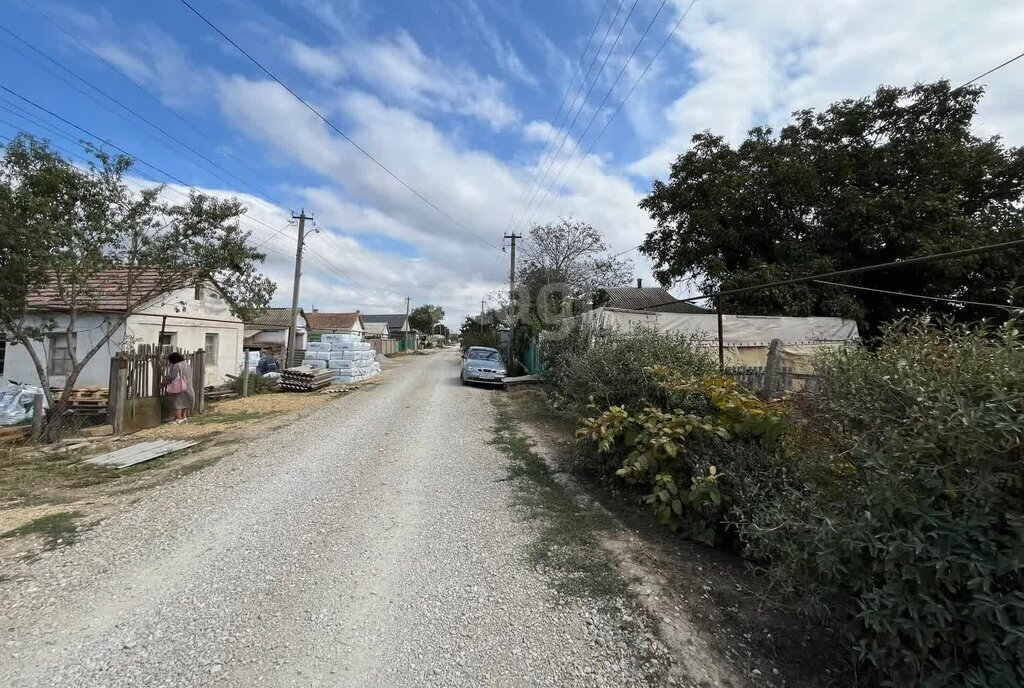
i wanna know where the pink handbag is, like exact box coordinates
[166,371,187,394]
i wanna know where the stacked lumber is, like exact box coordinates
[279,366,335,392]
[56,386,109,416]
[0,425,31,443]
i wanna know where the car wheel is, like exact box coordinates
[460,374,468,386]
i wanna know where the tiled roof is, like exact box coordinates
[363,322,389,336]
[245,307,304,329]
[599,287,710,314]
[305,311,364,331]
[26,268,193,313]
[363,314,409,331]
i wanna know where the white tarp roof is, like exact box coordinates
[581,307,859,346]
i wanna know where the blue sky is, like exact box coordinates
[1,0,1022,325]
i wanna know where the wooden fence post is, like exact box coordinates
[241,363,249,398]
[194,349,206,414]
[31,393,43,443]
[763,338,784,398]
[112,359,128,435]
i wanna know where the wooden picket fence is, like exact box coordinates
[108,345,205,433]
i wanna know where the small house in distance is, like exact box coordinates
[594,282,710,314]
[363,314,417,352]
[304,311,365,337]
[363,322,390,339]
[244,307,308,355]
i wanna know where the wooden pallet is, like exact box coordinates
[0,425,31,442]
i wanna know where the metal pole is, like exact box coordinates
[287,209,312,368]
[716,295,724,372]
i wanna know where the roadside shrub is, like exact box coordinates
[229,371,276,396]
[576,368,785,545]
[738,318,1024,687]
[543,321,714,418]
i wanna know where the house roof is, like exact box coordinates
[305,311,364,331]
[244,307,305,329]
[363,314,409,331]
[26,268,193,313]
[599,287,710,314]
[363,322,389,336]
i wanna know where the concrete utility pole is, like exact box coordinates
[287,209,314,368]
[480,299,485,334]
[405,296,411,317]
[503,233,522,368]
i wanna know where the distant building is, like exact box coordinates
[304,311,365,335]
[362,314,417,352]
[595,282,710,314]
[244,307,308,352]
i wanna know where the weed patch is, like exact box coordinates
[490,404,626,601]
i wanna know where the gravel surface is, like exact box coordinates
[0,351,668,687]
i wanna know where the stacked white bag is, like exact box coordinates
[310,332,381,383]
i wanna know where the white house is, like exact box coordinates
[2,272,244,389]
[244,307,308,351]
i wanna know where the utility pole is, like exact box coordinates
[405,296,411,317]
[287,209,314,368]
[480,299,485,334]
[503,233,522,369]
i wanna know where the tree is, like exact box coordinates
[408,304,444,333]
[459,310,502,351]
[514,218,633,332]
[639,81,1024,335]
[0,134,275,438]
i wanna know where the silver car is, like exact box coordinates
[460,347,507,386]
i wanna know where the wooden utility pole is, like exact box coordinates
[287,210,313,368]
[480,299,485,333]
[503,233,522,368]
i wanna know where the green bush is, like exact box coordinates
[229,371,276,396]
[542,321,714,418]
[738,318,1024,686]
[576,368,785,544]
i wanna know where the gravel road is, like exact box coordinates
[0,351,668,687]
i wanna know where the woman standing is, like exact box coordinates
[163,352,194,423]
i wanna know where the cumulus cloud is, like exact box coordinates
[285,31,520,130]
[629,0,1024,176]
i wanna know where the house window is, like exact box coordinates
[158,331,177,355]
[47,333,74,376]
[204,333,219,369]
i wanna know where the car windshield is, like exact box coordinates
[472,351,501,363]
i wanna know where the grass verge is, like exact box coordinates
[489,403,627,601]
[1,510,83,550]
[188,411,273,426]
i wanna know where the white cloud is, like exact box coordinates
[630,0,1024,176]
[285,31,520,130]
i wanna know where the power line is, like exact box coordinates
[526,0,698,230]
[501,0,612,236]
[813,280,1020,311]
[522,0,673,228]
[0,86,285,236]
[0,102,293,254]
[18,0,290,209]
[511,0,638,233]
[0,21,294,211]
[957,51,1024,89]
[651,238,1024,308]
[175,0,498,251]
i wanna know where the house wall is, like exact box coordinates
[2,313,127,389]
[127,285,244,385]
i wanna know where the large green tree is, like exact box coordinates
[408,304,444,333]
[639,81,1024,334]
[0,134,274,437]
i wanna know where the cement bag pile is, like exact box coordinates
[0,383,46,426]
[318,333,382,384]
